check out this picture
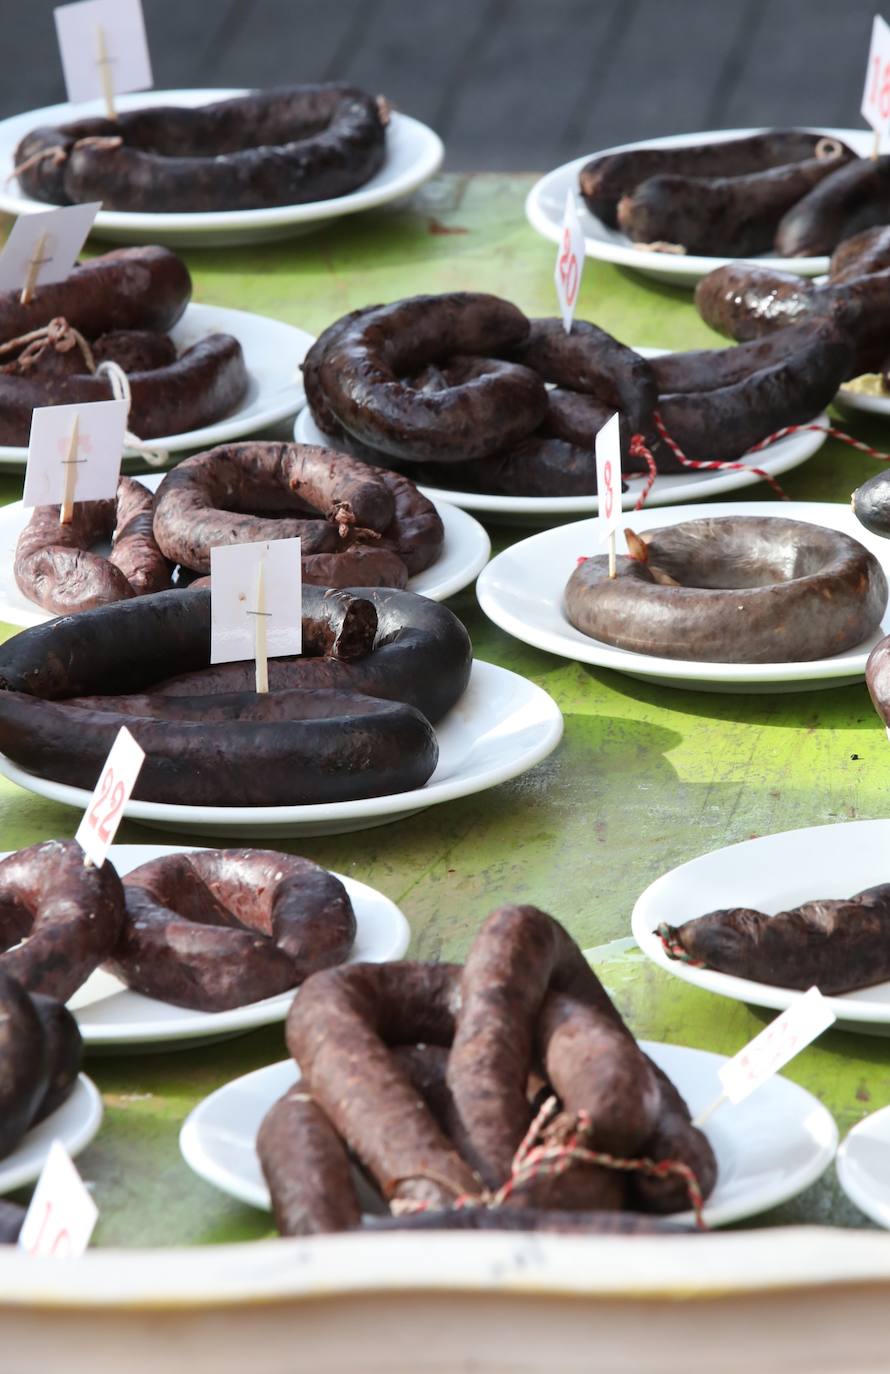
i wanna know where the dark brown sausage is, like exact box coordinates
[650,318,841,395]
[694,264,818,339]
[0,971,48,1160]
[28,994,83,1124]
[630,1059,718,1213]
[830,224,890,280]
[257,1086,362,1237]
[775,156,890,256]
[512,318,657,435]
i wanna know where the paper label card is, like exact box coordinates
[595,412,623,537]
[0,204,100,296]
[718,987,836,1106]
[554,189,585,333]
[55,0,153,106]
[19,1141,98,1258]
[210,538,303,666]
[75,725,145,868]
[862,15,890,136]
[23,399,127,509]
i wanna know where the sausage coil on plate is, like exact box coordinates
[109,849,356,1011]
[564,516,888,663]
[0,969,83,1161]
[0,585,471,806]
[14,85,389,213]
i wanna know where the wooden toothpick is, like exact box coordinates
[20,231,48,306]
[96,26,116,121]
[873,128,881,162]
[59,415,80,524]
[254,559,269,694]
[608,531,616,579]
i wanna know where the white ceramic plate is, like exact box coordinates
[180,1042,837,1229]
[0,303,313,470]
[476,501,888,692]
[835,382,890,419]
[0,1074,102,1195]
[0,90,444,248]
[57,843,410,1049]
[632,819,890,1034]
[295,394,826,523]
[526,127,872,287]
[0,474,489,628]
[0,659,563,837]
[837,1106,890,1226]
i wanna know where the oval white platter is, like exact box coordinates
[56,843,410,1049]
[526,126,872,286]
[632,818,890,1035]
[0,659,563,838]
[0,90,445,247]
[835,382,890,419]
[837,1105,890,1227]
[179,1041,838,1230]
[476,500,889,692]
[0,474,489,628]
[0,1073,102,1195]
[295,393,827,523]
[0,302,313,470]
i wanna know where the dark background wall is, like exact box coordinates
[1,0,879,168]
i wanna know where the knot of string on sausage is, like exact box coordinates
[0,316,95,374]
[6,135,123,184]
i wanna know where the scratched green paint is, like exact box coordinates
[1,174,889,1241]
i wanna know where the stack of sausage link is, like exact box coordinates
[258,905,717,1236]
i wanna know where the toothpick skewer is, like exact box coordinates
[255,560,269,694]
[20,232,48,306]
[59,415,80,525]
[96,26,116,121]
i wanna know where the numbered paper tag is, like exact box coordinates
[863,14,890,139]
[718,987,836,1106]
[0,204,100,295]
[554,189,585,333]
[75,725,145,868]
[19,1141,97,1258]
[23,399,127,510]
[210,538,303,666]
[55,0,153,106]
[595,412,623,536]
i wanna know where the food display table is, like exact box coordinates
[1,172,888,1256]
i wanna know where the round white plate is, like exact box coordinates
[0,303,313,470]
[0,475,489,628]
[57,843,410,1049]
[836,382,890,419]
[0,1073,102,1195]
[295,393,826,523]
[180,1041,837,1229]
[526,127,872,287]
[476,500,889,691]
[632,818,890,1034]
[0,659,563,837]
[0,91,445,247]
[837,1105,890,1226]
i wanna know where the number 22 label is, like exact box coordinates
[75,725,145,868]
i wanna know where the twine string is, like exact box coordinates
[656,922,707,968]
[96,360,169,468]
[7,134,123,185]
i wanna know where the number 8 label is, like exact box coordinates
[559,227,579,307]
[555,190,585,332]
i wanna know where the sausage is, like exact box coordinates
[7,327,176,381]
[300,544,410,589]
[658,883,890,995]
[362,1207,695,1233]
[579,130,854,228]
[14,476,171,615]
[312,295,547,463]
[853,469,890,538]
[564,515,888,663]
[694,264,817,339]
[257,1086,362,1237]
[0,839,125,1001]
[775,156,890,256]
[617,155,852,256]
[649,318,842,395]
[0,334,249,445]
[867,633,890,727]
[15,86,387,212]
[630,1059,718,1214]
[0,585,469,714]
[452,436,604,497]
[109,849,356,1010]
[512,318,657,435]
[28,994,83,1124]
[0,247,191,341]
[829,224,890,281]
[286,962,479,1209]
[0,971,48,1160]
[92,329,177,373]
[0,1201,26,1244]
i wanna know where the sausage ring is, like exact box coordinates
[564,516,888,662]
[0,971,83,1161]
[14,475,171,615]
[14,86,388,213]
[0,839,125,1001]
[151,441,443,586]
[109,848,356,1011]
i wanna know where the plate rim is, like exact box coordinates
[836,1103,890,1227]
[0,1072,102,1194]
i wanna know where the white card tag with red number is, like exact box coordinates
[0,204,100,295]
[555,189,585,333]
[718,987,836,1106]
[55,0,153,106]
[75,725,145,868]
[19,1141,98,1258]
[862,15,890,138]
[210,538,303,666]
[23,399,127,510]
[595,412,623,536]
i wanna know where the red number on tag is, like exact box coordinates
[86,768,125,842]
[86,766,113,831]
[558,227,579,307]
[24,1201,71,1257]
[867,55,890,119]
[881,61,890,120]
[603,458,614,518]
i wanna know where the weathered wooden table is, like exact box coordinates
[3,174,889,1246]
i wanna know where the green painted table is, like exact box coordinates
[4,175,890,1246]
